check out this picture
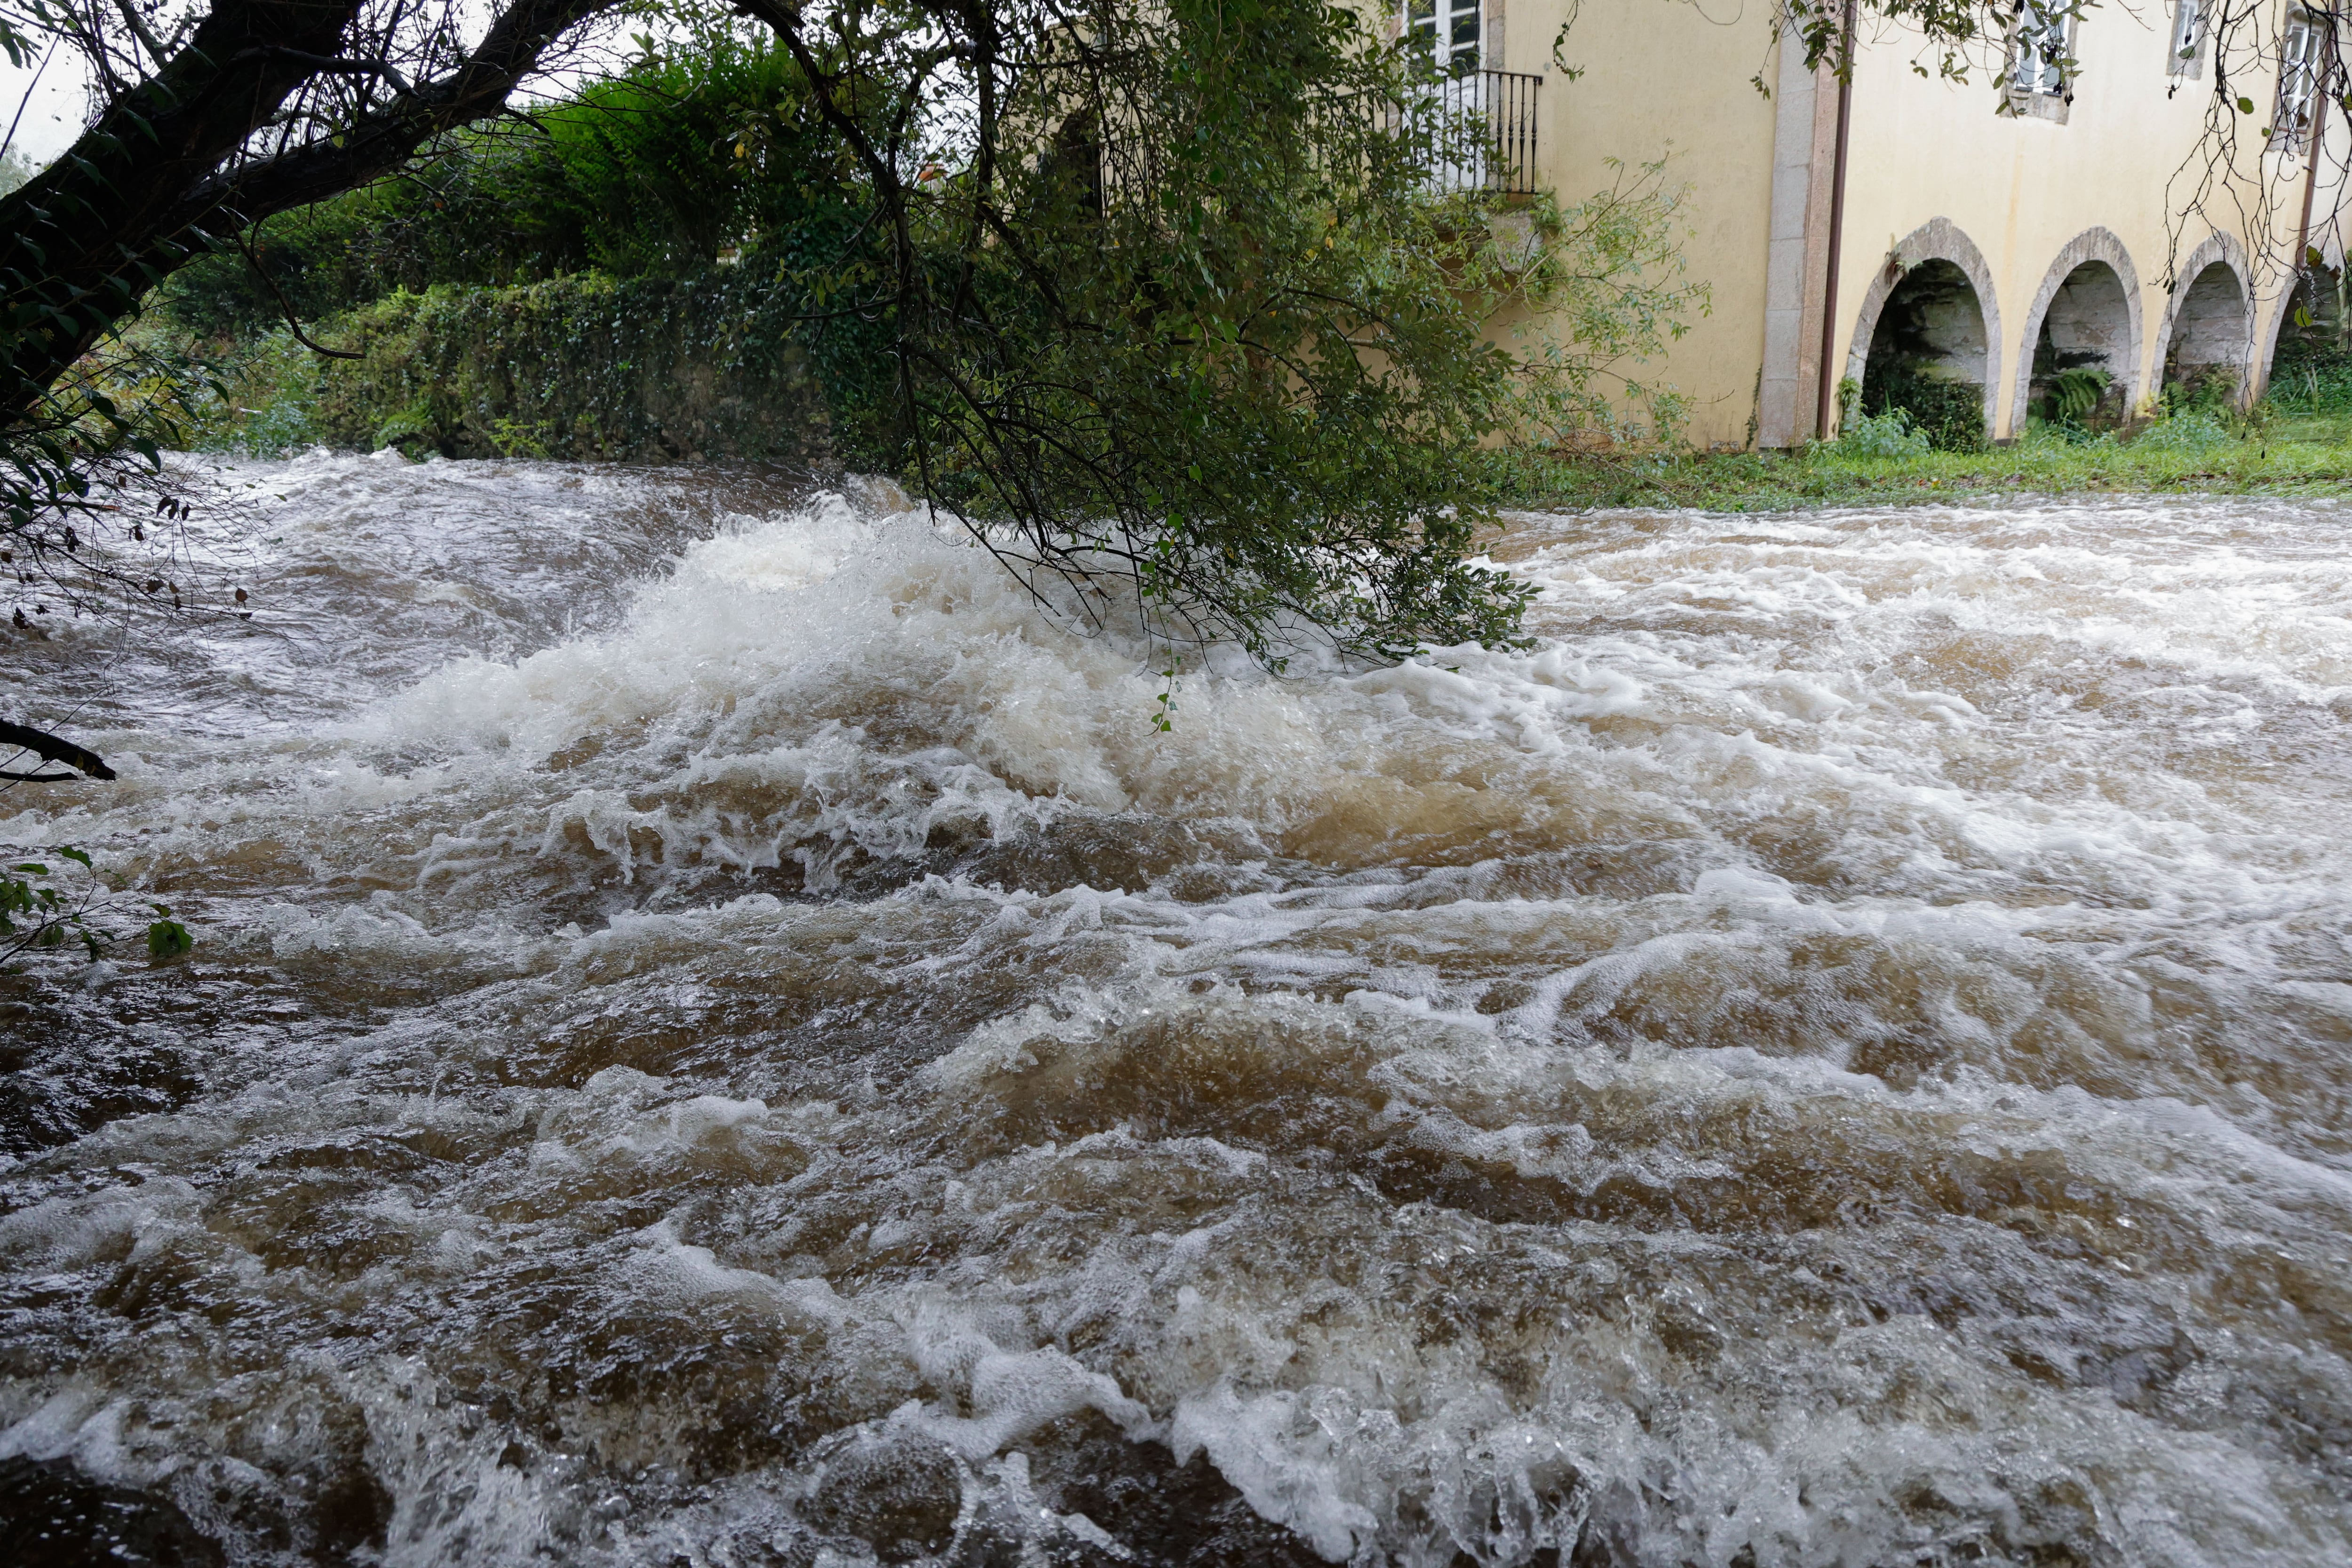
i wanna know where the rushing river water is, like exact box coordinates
[2,454,2350,1568]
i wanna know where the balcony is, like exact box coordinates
[1085,67,1542,211]
[1383,69,1544,197]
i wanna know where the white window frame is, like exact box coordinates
[2277,10,2329,156]
[1405,0,1484,77]
[2168,0,2206,78]
[2004,0,2077,121]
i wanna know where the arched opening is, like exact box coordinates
[1859,259,1990,449]
[2027,261,2131,430]
[2266,265,2350,415]
[2165,261,2248,405]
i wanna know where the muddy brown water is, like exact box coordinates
[1,454,2348,1567]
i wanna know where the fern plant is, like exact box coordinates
[2037,367,2112,427]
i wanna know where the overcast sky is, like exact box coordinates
[2,47,91,164]
[0,15,648,172]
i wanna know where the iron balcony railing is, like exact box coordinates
[1084,68,1543,210]
[1384,69,1544,196]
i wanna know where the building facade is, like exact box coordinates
[1416,0,2351,449]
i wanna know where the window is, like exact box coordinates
[2002,0,2076,119]
[2008,0,2074,97]
[2168,0,2206,77]
[2277,11,2329,151]
[1406,0,1482,77]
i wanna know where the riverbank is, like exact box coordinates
[1496,408,2352,511]
[144,305,2352,518]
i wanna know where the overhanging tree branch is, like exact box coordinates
[1,0,627,424]
[0,720,116,781]
[232,227,363,357]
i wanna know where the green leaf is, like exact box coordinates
[146,919,193,962]
[2238,96,2256,114]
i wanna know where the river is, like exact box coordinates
[1,453,2348,1567]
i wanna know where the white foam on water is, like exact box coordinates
[4,476,2352,1565]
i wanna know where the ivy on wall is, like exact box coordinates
[294,270,831,464]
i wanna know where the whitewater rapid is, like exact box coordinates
[1,453,2348,1567]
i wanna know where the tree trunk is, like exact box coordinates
[0,0,616,424]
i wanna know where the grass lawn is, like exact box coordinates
[1494,408,2352,513]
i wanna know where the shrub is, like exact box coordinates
[292,272,826,464]
[1832,407,1931,458]
[2132,411,2233,452]
[151,28,872,340]
[2267,352,2352,416]
[1875,373,1986,452]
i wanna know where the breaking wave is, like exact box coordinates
[1,452,2349,1566]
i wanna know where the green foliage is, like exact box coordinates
[547,28,855,277]
[2131,410,2233,451]
[1853,260,1987,452]
[276,273,827,462]
[0,852,97,962]
[1779,0,2010,84]
[145,906,192,961]
[2161,366,2243,421]
[2036,366,2112,427]
[6,151,184,536]
[1859,360,1986,453]
[2271,357,2352,415]
[2022,365,2115,446]
[104,0,1704,667]
[3,364,172,544]
[152,20,877,340]
[813,0,1701,665]
[1835,406,1931,457]
[145,13,901,467]
[151,140,586,341]
[1492,404,2352,514]
[0,846,191,967]
[2267,281,2352,418]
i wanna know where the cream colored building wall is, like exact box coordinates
[1826,7,2309,440]
[1493,0,1785,449]
[1365,0,2330,446]
[1485,0,2328,444]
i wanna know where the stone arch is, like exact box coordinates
[2008,228,2143,432]
[2260,264,2330,402]
[1843,217,2004,442]
[2157,232,2254,405]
